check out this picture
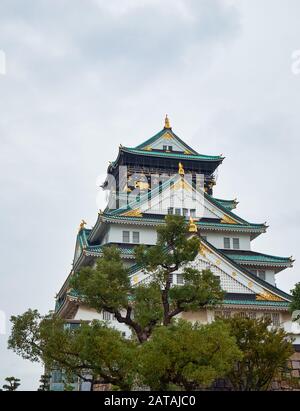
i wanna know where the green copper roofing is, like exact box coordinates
[122,147,223,162]
[222,299,289,307]
[135,128,199,154]
[213,198,237,211]
[223,251,292,265]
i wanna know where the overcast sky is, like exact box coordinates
[1,0,300,390]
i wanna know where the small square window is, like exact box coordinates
[224,237,231,249]
[233,238,240,250]
[167,207,174,215]
[177,274,184,285]
[183,208,189,217]
[190,209,196,218]
[123,231,130,243]
[163,145,167,151]
[175,208,181,215]
[168,146,173,151]
[257,270,266,281]
[102,311,112,321]
[132,232,140,244]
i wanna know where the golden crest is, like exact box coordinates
[256,292,284,302]
[122,208,143,217]
[221,215,238,225]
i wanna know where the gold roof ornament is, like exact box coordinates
[164,114,171,129]
[178,162,185,176]
[79,219,87,231]
[188,216,198,233]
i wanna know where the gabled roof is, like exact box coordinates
[105,173,265,229]
[135,127,199,154]
[127,236,292,304]
[121,146,223,162]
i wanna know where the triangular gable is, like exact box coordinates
[118,174,246,225]
[135,128,198,155]
[129,238,291,303]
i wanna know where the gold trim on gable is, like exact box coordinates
[221,215,238,225]
[256,292,284,302]
[122,209,143,217]
[163,132,173,140]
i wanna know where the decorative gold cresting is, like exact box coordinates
[79,219,87,231]
[164,114,171,129]
[256,292,284,302]
[122,208,143,217]
[178,162,185,176]
[188,216,198,233]
[221,215,238,225]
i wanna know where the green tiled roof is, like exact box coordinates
[122,147,223,162]
[213,198,237,211]
[102,213,266,231]
[223,251,292,265]
[135,128,199,154]
[223,299,289,307]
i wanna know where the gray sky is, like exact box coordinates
[1,0,300,390]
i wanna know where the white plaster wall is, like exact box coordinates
[74,306,131,337]
[201,231,251,250]
[265,270,276,286]
[107,224,157,245]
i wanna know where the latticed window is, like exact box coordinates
[132,232,140,244]
[122,231,130,243]
[233,238,240,249]
[257,270,266,281]
[177,274,184,285]
[224,237,231,249]
[102,311,112,321]
[168,274,173,284]
[271,313,280,327]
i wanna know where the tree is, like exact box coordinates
[223,316,294,391]
[2,377,20,391]
[290,282,300,321]
[37,374,50,391]
[71,215,224,343]
[138,320,241,390]
[8,311,136,391]
[8,216,229,391]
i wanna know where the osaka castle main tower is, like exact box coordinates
[55,116,298,374]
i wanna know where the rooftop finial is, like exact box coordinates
[79,219,87,232]
[164,114,171,129]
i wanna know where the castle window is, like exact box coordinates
[122,231,130,243]
[177,274,184,285]
[163,145,167,151]
[224,237,231,249]
[175,208,181,215]
[167,207,174,215]
[183,208,189,218]
[102,311,112,321]
[190,209,196,217]
[168,274,173,284]
[132,232,140,244]
[233,238,240,249]
[168,146,173,151]
[257,270,266,281]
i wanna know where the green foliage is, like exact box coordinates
[138,320,241,390]
[224,316,294,391]
[37,374,50,391]
[71,215,223,340]
[2,377,21,391]
[9,313,136,390]
[290,282,300,319]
